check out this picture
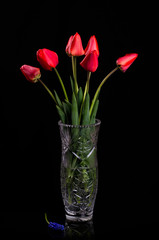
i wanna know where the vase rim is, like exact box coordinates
[58,119,101,128]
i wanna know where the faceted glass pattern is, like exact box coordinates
[59,120,101,222]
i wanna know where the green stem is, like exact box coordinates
[83,72,91,104]
[79,71,91,123]
[72,56,78,95]
[45,213,50,224]
[38,78,57,104]
[54,67,69,101]
[90,66,119,115]
[86,71,91,92]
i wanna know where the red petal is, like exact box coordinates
[37,49,50,70]
[37,48,59,70]
[20,65,41,83]
[84,35,99,56]
[70,32,85,56]
[43,49,59,68]
[80,50,98,72]
[65,35,73,55]
[116,53,138,72]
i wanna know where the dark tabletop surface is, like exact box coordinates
[0,210,158,239]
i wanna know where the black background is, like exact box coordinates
[0,0,158,238]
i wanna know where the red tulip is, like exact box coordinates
[20,65,41,83]
[84,35,99,56]
[80,50,98,72]
[116,53,138,72]
[65,32,85,56]
[37,48,59,70]
[65,35,73,56]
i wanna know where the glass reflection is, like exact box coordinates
[64,219,95,239]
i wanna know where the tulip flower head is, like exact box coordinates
[20,65,41,83]
[84,35,99,56]
[20,33,138,126]
[80,50,98,72]
[65,32,85,56]
[116,53,138,72]
[37,48,59,70]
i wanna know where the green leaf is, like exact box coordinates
[90,89,100,116]
[63,102,69,115]
[71,92,79,126]
[70,75,74,93]
[65,99,72,110]
[62,102,68,123]
[54,90,63,109]
[77,87,83,110]
[81,92,90,125]
[90,99,99,124]
[63,101,72,124]
[56,105,65,123]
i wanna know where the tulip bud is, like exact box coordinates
[84,35,99,56]
[37,48,59,71]
[80,50,98,72]
[65,32,85,56]
[20,65,41,83]
[116,53,138,72]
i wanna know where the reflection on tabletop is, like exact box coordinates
[48,219,95,239]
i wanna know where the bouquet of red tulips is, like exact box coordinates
[20,32,138,125]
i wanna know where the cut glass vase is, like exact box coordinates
[59,119,101,222]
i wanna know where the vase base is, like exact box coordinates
[66,213,93,222]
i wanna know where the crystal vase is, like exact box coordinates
[59,119,101,222]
